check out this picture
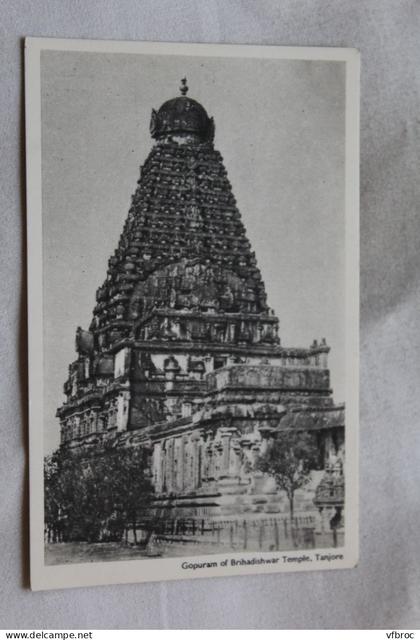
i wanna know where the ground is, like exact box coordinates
[45,526,322,565]
[45,540,250,565]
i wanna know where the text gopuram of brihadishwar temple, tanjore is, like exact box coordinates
[56,78,345,542]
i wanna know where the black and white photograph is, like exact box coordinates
[25,38,359,590]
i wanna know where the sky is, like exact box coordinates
[41,50,345,453]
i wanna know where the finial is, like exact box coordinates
[180,77,188,96]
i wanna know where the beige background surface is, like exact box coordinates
[1,0,419,629]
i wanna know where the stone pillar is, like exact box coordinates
[88,411,97,435]
[161,444,167,493]
[336,433,345,458]
[214,440,223,480]
[201,441,209,484]
[220,430,231,479]
[318,506,333,533]
[240,439,252,474]
[174,437,183,492]
[216,428,242,483]
[204,355,213,374]
[251,440,261,466]
[250,438,265,493]
[230,439,242,479]
[74,416,81,439]
[196,435,204,488]
[323,432,334,465]
[164,356,180,392]
[153,443,162,492]
[182,438,189,491]
[116,390,130,431]
[193,439,201,489]
[208,438,216,481]
[184,436,192,491]
[166,438,174,493]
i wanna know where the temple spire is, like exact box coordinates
[180,77,188,96]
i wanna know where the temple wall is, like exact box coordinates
[146,415,344,521]
[207,364,330,392]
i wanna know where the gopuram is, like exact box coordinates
[57,79,345,534]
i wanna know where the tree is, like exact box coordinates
[98,445,154,545]
[44,445,154,544]
[44,452,62,542]
[44,448,105,542]
[257,429,318,523]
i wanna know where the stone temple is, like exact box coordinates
[57,79,345,536]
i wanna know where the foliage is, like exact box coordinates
[44,445,154,544]
[257,429,319,521]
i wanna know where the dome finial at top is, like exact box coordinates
[150,81,215,142]
[180,77,189,96]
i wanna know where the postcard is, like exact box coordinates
[25,37,359,590]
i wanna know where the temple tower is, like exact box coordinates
[57,80,344,523]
